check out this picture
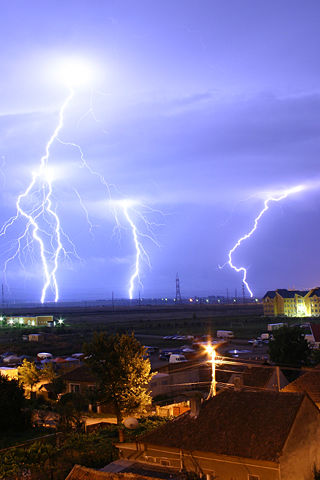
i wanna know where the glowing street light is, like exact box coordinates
[205,343,217,399]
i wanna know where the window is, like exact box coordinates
[160,460,170,467]
[248,475,260,480]
[70,384,80,393]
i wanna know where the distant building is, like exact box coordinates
[28,333,45,342]
[6,315,54,327]
[262,289,314,317]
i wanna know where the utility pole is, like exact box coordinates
[175,273,182,304]
[112,291,114,312]
[1,283,4,307]
[242,282,246,304]
[235,288,237,302]
[226,288,229,304]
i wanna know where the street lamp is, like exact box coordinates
[205,344,217,399]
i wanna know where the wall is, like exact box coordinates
[118,443,280,480]
[280,396,320,480]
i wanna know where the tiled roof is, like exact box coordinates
[263,291,276,299]
[307,288,320,298]
[242,366,274,388]
[139,390,306,462]
[59,365,96,383]
[276,289,296,298]
[310,324,320,343]
[65,465,164,480]
[283,370,320,404]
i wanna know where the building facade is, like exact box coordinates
[262,289,320,317]
[6,315,54,326]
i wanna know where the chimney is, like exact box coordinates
[233,374,243,392]
[118,428,125,442]
[190,397,202,418]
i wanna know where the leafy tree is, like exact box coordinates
[84,332,154,423]
[0,375,29,431]
[41,363,66,400]
[268,326,311,367]
[41,363,57,383]
[18,359,41,397]
[57,392,87,431]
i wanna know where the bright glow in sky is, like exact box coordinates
[1,0,320,302]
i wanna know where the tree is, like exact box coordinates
[268,326,311,367]
[57,392,87,432]
[41,363,66,400]
[84,332,154,423]
[0,375,29,431]
[18,359,41,397]
[41,363,57,383]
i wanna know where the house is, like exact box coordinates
[65,465,165,480]
[282,369,320,408]
[29,333,45,342]
[226,364,288,391]
[59,364,97,395]
[150,360,207,398]
[305,323,320,348]
[117,390,320,480]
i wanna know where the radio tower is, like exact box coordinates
[175,273,182,304]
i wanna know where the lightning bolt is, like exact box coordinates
[118,200,161,300]
[0,89,75,303]
[222,184,305,297]
[1,63,164,303]
[57,135,163,300]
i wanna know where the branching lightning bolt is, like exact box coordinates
[0,89,75,303]
[222,185,305,297]
[120,200,161,299]
[56,141,162,300]
[1,61,164,303]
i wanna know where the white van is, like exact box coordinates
[216,330,234,339]
[169,354,187,363]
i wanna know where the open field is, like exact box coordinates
[0,302,316,357]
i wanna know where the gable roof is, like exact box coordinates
[283,369,320,404]
[241,365,274,388]
[139,390,306,462]
[310,324,320,342]
[59,365,96,383]
[307,288,320,298]
[65,465,164,480]
[263,290,276,299]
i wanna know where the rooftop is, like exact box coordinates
[139,390,306,462]
[60,364,96,383]
[65,465,165,480]
[283,369,320,404]
[310,324,320,343]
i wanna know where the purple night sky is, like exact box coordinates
[1,0,320,302]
